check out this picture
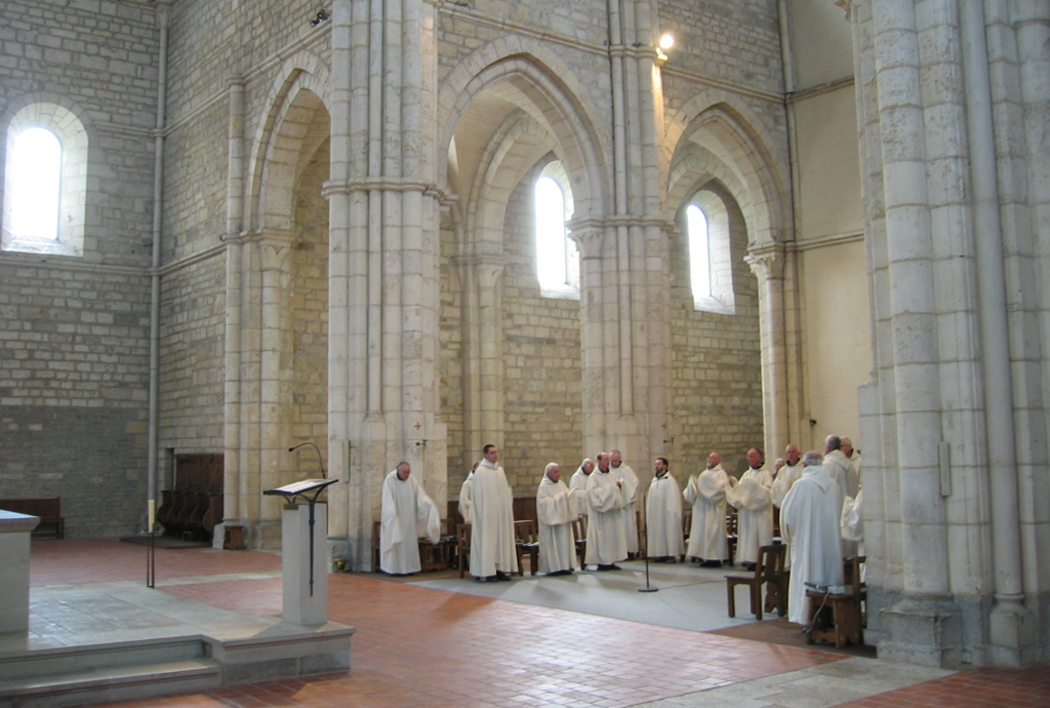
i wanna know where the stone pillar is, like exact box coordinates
[325,0,446,570]
[872,0,959,666]
[745,245,787,459]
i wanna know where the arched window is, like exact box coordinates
[685,188,736,314]
[2,103,88,256]
[535,162,579,297]
[687,204,711,304]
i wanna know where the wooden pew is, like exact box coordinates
[0,497,65,539]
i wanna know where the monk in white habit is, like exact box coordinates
[379,461,441,575]
[536,463,577,575]
[725,447,773,568]
[611,450,640,557]
[841,488,864,558]
[822,435,851,507]
[569,458,594,520]
[823,435,853,554]
[683,451,729,566]
[458,461,479,524]
[780,450,845,624]
[771,444,804,568]
[645,456,683,562]
[585,452,629,570]
[470,444,519,581]
[841,437,862,499]
[771,444,803,509]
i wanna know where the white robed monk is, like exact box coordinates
[585,452,629,569]
[780,451,845,624]
[822,435,851,509]
[458,462,478,524]
[841,489,864,557]
[536,463,578,575]
[611,450,640,556]
[379,462,441,575]
[645,456,684,561]
[770,444,804,569]
[569,458,594,520]
[822,435,853,554]
[770,444,804,510]
[725,448,773,566]
[683,452,729,564]
[469,444,519,581]
[841,437,862,499]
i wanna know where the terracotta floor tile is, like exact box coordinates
[24,539,1050,708]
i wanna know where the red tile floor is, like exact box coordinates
[26,540,1050,708]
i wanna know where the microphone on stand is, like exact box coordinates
[289,441,326,478]
[639,485,658,593]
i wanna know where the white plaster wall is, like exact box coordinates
[789,0,854,89]
[794,88,863,242]
[799,239,869,451]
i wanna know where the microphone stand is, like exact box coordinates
[289,441,327,478]
[638,486,658,593]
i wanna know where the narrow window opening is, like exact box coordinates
[688,204,711,305]
[7,127,62,244]
[535,169,579,297]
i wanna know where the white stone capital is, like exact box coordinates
[745,245,785,280]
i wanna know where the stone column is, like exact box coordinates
[858,0,959,665]
[745,245,787,459]
[325,0,446,570]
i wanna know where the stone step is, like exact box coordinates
[0,637,222,708]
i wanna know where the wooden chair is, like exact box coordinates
[725,512,738,565]
[572,517,587,568]
[805,555,866,648]
[456,523,472,578]
[418,518,453,572]
[372,520,382,572]
[514,519,540,576]
[725,543,787,620]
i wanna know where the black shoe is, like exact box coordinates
[496,571,513,581]
[596,563,622,571]
[478,575,499,583]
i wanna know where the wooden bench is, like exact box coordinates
[0,497,65,539]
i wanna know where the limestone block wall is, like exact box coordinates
[499,181,583,496]
[659,0,783,93]
[439,218,468,487]
[0,262,152,535]
[158,256,226,453]
[162,0,333,259]
[0,0,160,536]
[669,207,762,477]
[287,141,330,470]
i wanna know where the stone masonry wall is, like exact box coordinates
[0,261,152,536]
[158,255,226,453]
[0,0,159,536]
[669,199,762,478]
[500,176,583,497]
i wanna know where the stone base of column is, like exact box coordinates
[987,598,1038,667]
[878,597,962,667]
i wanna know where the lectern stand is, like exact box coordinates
[264,478,337,626]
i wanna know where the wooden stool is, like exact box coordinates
[805,588,862,648]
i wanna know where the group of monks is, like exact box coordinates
[378,437,865,624]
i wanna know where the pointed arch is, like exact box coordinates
[438,42,609,223]
[246,53,331,232]
[667,92,788,248]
